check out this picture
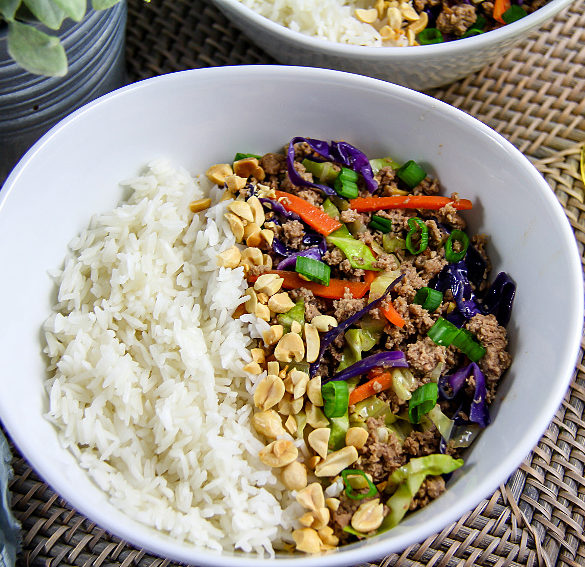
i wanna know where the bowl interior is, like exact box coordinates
[0,66,581,567]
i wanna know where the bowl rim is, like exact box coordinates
[212,0,573,60]
[1,65,583,566]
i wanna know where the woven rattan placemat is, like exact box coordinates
[8,0,585,565]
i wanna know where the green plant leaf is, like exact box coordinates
[91,0,120,10]
[22,0,66,29]
[0,0,21,20]
[53,0,84,21]
[7,20,67,76]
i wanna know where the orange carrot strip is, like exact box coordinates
[348,371,393,406]
[273,190,342,236]
[493,0,511,23]
[349,195,472,212]
[380,300,406,328]
[248,270,376,299]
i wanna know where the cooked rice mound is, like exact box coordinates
[43,160,297,555]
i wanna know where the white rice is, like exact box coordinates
[237,0,410,46]
[43,159,300,555]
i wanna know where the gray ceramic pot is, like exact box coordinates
[0,1,127,183]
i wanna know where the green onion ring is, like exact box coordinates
[405,218,429,255]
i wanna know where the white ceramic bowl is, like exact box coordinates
[212,0,572,90]
[0,66,582,566]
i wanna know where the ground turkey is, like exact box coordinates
[436,4,477,36]
[281,220,304,248]
[357,417,406,482]
[465,313,512,401]
[333,290,366,321]
[409,476,446,510]
[403,428,441,457]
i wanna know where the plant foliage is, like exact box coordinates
[0,0,123,76]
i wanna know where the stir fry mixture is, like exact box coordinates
[354,0,549,46]
[197,138,516,553]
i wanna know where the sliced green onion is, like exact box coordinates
[396,160,427,188]
[405,218,429,255]
[369,215,392,233]
[408,383,438,424]
[502,5,527,23]
[322,381,349,418]
[234,152,261,161]
[413,287,443,312]
[295,256,331,286]
[417,28,443,45]
[334,167,359,199]
[462,14,486,38]
[382,234,406,253]
[428,318,486,361]
[341,469,378,500]
[369,157,401,174]
[427,317,461,346]
[302,158,339,184]
[444,229,470,262]
[451,329,486,362]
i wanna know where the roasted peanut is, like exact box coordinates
[262,253,273,269]
[306,377,323,406]
[256,292,269,304]
[278,393,304,415]
[308,427,330,459]
[311,315,337,332]
[252,410,286,439]
[251,347,266,362]
[262,325,284,347]
[234,157,265,181]
[289,369,309,399]
[260,229,274,247]
[217,246,241,269]
[318,526,339,547]
[281,460,308,491]
[387,6,402,29]
[259,439,298,467]
[243,361,263,375]
[311,507,330,530]
[315,446,359,477]
[306,455,321,470]
[206,163,232,185]
[244,288,258,314]
[400,3,420,21]
[224,174,247,194]
[303,323,320,363]
[228,200,254,223]
[253,374,285,410]
[290,320,302,334]
[355,7,378,23]
[267,360,280,375]
[292,528,321,554]
[268,292,295,314]
[407,10,428,34]
[346,427,369,450]
[189,198,212,213]
[306,402,329,428]
[224,212,244,243]
[284,414,297,435]
[254,273,284,296]
[325,497,340,512]
[247,196,265,226]
[274,333,305,363]
[350,499,384,533]
[254,303,271,321]
[240,246,263,267]
[298,512,315,528]
[296,483,325,511]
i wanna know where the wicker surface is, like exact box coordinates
[8,0,585,565]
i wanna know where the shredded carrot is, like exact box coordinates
[248,269,377,299]
[493,0,511,23]
[349,195,472,212]
[380,300,406,328]
[348,370,393,406]
[273,190,342,235]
